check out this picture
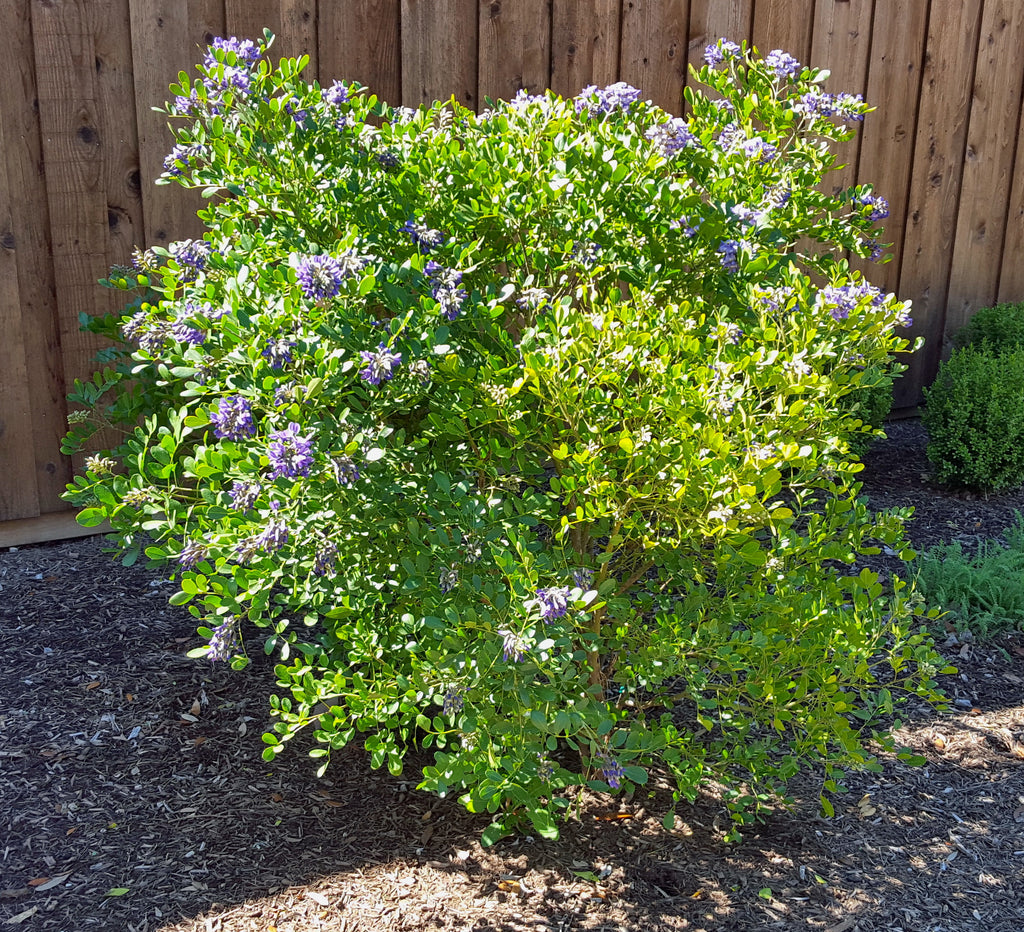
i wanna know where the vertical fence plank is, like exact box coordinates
[686,0,753,79]
[402,0,478,109]
[619,0,689,114]
[810,0,875,197]
[751,0,814,61]
[479,0,551,105]
[997,95,1024,305]
[550,0,621,98]
[31,0,124,462]
[0,95,39,520]
[319,0,400,102]
[850,5,929,295]
[225,0,317,74]
[0,0,68,514]
[130,0,226,249]
[945,2,1024,338]
[895,0,981,408]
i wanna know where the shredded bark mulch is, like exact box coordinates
[2,419,1023,931]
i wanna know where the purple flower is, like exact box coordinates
[207,617,241,662]
[262,336,296,370]
[439,566,459,593]
[572,567,594,589]
[170,321,205,345]
[284,101,309,128]
[402,218,445,252]
[704,39,741,67]
[205,37,261,67]
[322,80,351,107]
[210,395,256,441]
[536,753,555,782]
[815,280,885,321]
[600,753,626,789]
[163,143,203,177]
[716,123,744,152]
[854,193,890,222]
[499,628,529,663]
[741,136,777,163]
[731,204,765,227]
[516,287,551,311]
[255,516,289,553]
[425,261,466,320]
[536,586,571,621]
[312,538,339,577]
[763,184,792,210]
[267,422,315,480]
[442,687,464,715]
[170,239,212,282]
[765,49,801,79]
[178,540,208,570]
[331,455,360,486]
[645,118,699,158]
[293,251,371,302]
[671,216,701,238]
[574,82,642,117]
[229,479,261,512]
[376,150,401,171]
[717,239,741,273]
[121,311,148,342]
[359,342,403,386]
[573,240,602,268]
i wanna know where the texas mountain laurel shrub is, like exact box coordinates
[64,34,946,842]
[923,345,1024,492]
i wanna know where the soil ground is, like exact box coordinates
[2,419,1023,932]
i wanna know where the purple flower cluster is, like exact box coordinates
[376,150,401,171]
[731,204,765,228]
[854,193,890,222]
[645,118,699,158]
[312,538,338,577]
[178,540,209,570]
[163,144,203,178]
[763,183,792,211]
[211,395,256,441]
[293,251,371,302]
[359,342,403,386]
[741,136,777,163]
[573,240,602,268]
[425,261,467,320]
[717,239,742,273]
[284,101,309,128]
[262,336,296,370]
[169,239,212,282]
[516,287,551,311]
[322,80,350,107]
[765,49,801,79]
[255,515,289,553]
[267,422,315,480]
[600,753,626,789]
[795,89,866,122]
[170,320,205,346]
[671,216,701,238]
[536,753,555,782]
[572,567,594,589]
[442,687,465,715]
[439,566,459,593]
[499,628,529,663]
[331,455,360,486]
[716,123,745,152]
[704,39,741,67]
[229,479,261,512]
[203,36,261,97]
[402,218,445,252]
[815,280,885,321]
[574,82,642,117]
[207,617,240,663]
[536,586,570,621]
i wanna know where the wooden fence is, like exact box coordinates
[2,0,1024,532]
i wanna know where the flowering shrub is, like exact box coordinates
[64,34,947,843]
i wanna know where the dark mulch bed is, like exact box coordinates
[2,418,1023,931]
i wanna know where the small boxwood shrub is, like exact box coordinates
[63,34,945,843]
[950,301,1024,354]
[922,345,1024,491]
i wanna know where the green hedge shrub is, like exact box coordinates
[923,345,1024,491]
[950,301,1024,354]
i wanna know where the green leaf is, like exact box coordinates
[105,887,130,897]
[480,821,508,847]
[622,765,648,785]
[529,809,560,840]
[76,507,107,528]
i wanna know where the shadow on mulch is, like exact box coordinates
[1,421,1023,931]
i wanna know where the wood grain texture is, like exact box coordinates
[945,1,1024,339]
[319,0,401,103]
[686,0,753,79]
[226,0,317,74]
[402,0,478,109]
[895,0,982,407]
[0,90,39,520]
[751,0,814,61]
[550,0,621,98]
[850,2,929,294]
[0,0,68,514]
[0,510,110,548]
[997,100,1024,304]
[619,0,688,114]
[810,0,875,196]
[478,0,551,105]
[129,0,225,249]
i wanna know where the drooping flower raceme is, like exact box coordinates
[207,617,241,662]
[600,753,626,789]
[645,118,700,158]
[765,49,801,79]
[292,251,370,302]
[402,218,445,252]
[170,239,212,282]
[267,422,315,480]
[178,539,208,570]
[425,261,466,320]
[574,82,642,117]
[499,628,529,663]
[359,343,403,385]
[704,38,741,66]
[536,586,571,621]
